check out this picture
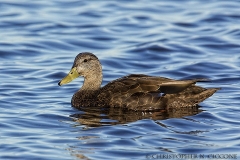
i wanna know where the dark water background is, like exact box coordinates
[1,0,240,159]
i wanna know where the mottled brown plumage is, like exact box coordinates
[58,52,219,111]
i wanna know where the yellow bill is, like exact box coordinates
[58,67,80,86]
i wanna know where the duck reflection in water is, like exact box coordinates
[70,106,203,127]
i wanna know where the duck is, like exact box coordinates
[58,52,219,111]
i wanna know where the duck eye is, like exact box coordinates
[83,59,88,62]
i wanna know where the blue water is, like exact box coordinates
[1,0,240,159]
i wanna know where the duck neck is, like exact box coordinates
[81,71,102,91]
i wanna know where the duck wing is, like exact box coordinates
[98,74,170,98]
[97,74,207,109]
[100,74,205,94]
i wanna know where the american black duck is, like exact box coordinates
[58,52,219,111]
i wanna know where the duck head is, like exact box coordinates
[58,52,102,86]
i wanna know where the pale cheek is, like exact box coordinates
[77,66,84,75]
[77,64,91,75]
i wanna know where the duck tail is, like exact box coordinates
[167,88,220,109]
[193,88,220,104]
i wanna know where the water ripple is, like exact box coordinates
[0,0,240,159]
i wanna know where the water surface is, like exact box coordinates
[1,0,240,159]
